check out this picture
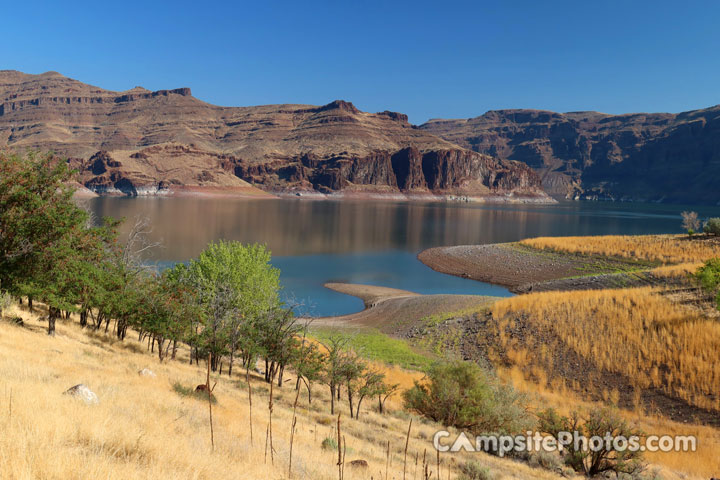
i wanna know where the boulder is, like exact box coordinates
[64,384,99,405]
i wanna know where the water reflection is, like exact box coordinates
[84,197,720,316]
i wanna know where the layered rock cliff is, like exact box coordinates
[0,70,548,200]
[421,107,720,204]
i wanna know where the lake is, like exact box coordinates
[85,197,720,317]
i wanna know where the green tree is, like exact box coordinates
[184,241,281,372]
[354,369,386,419]
[0,150,107,333]
[322,336,351,415]
[291,338,326,404]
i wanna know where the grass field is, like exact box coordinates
[0,303,567,480]
[484,286,720,477]
[492,287,720,412]
[309,327,433,370]
[521,234,720,264]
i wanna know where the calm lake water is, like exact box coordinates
[85,197,720,316]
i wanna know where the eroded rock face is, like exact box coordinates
[1,70,547,200]
[421,108,720,204]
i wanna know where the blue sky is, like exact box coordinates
[2,0,718,123]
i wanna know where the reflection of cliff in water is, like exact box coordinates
[84,196,708,262]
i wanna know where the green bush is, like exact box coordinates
[703,217,720,235]
[321,437,338,450]
[695,258,720,309]
[403,360,534,435]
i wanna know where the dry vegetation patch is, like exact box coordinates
[0,305,561,480]
[521,235,720,264]
[491,287,720,414]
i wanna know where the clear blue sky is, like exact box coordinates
[3,0,719,124]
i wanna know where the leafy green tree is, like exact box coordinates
[322,336,351,415]
[135,268,199,361]
[337,351,366,418]
[291,338,326,404]
[0,151,89,323]
[354,369,386,419]
[184,241,281,371]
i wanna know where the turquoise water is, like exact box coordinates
[87,197,720,316]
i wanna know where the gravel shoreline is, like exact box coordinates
[418,243,656,293]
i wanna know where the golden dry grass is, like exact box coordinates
[489,287,720,477]
[492,287,720,412]
[0,304,561,480]
[503,366,720,479]
[521,234,720,264]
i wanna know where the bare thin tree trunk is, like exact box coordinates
[336,414,343,480]
[206,353,215,451]
[246,366,254,445]
[403,419,412,480]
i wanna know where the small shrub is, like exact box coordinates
[403,360,534,435]
[315,415,333,426]
[537,406,645,477]
[703,217,720,235]
[529,450,564,472]
[459,460,494,480]
[321,437,338,450]
[695,258,720,309]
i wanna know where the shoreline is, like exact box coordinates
[417,243,662,293]
[73,185,557,204]
[310,282,498,335]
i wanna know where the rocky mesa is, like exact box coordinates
[421,107,720,204]
[0,70,548,201]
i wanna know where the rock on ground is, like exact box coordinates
[64,384,99,405]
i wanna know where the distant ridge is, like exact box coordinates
[421,106,720,204]
[0,71,547,201]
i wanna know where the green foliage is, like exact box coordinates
[694,258,720,309]
[183,241,282,368]
[311,328,431,370]
[0,150,121,334]
[537,407,645,477]
[403,360,533,435]
[321,437,338,450]
[703,217,720,235]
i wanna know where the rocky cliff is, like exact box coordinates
[421,107,720,204]
[0,71,547,201]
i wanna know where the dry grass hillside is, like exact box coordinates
[0,302,564,480]
[521,234,720,265]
